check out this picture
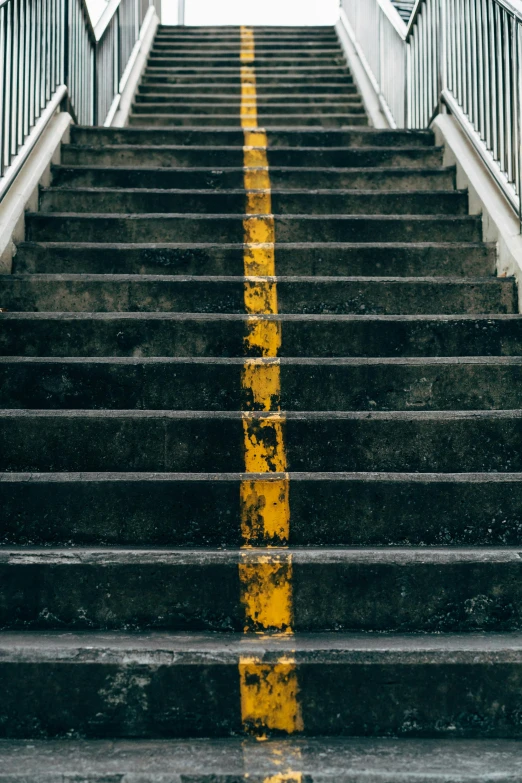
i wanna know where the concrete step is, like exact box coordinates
[1,547,522,633]
[4,312,518,358]
[146,56,348,66]
[2,409,522,472]
[135,90,361,101]
[70,127,434,148]
[142,65,351,75]
[2,470,522,547]
[49,165,456,192]
[1,631,522,738]
[133,100,365,112]
[0,736,520,781]
[133,101,365,114]
[13,241,495,277]
[127,114,369,128]
[0,274,513,314]
[138,82,360,94]
[2,356,522,411]
[39,188,469,216]
[60,145,444,168]
[26,214,480,244]
[140,74,354,85]
[150,45,344,54]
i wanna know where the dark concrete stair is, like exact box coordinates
[2,22,522,771]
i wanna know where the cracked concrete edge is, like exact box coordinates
[335,10,391,130]
[111,9,160,129]
[432,113,522,311]
[0,111,72,275]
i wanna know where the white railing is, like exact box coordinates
[340,0,522,219]
[0,0,160,200]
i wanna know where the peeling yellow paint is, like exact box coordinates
[240,26,255,63]
[244,279,278,315]
[244,169,271,190]
[243,216,275,244]
[239,26,301,740]
[246,190,272,215]
[239,553,293,632]
[243,414,287,473]
[239,655,304,737]
[240,477,290,544]
[244,317,281,357]
[244,244,275,276]
[241,359,281,411]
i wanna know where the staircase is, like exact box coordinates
[1,22,522,778]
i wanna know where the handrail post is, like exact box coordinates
[62,0,69,114]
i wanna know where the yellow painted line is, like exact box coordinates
[239,655,304,737]
[238,26,303,740]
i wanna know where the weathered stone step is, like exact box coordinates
[1,547,522,633]
[60,145,444,168]
[2,409,522,472]
[13,241,494,277]
[2,470,522,547]
[150,45,344,54]
[3,312,519,358]
[1,630,522,738]
[127,113,369,128]
[70,127,433,148]
[133,101,365,114]
[138,82,359,94]
[2,356,522,411]
[39,188,468,216]
[26,214,480,244]
[0,736,520,782]
[50,165,455,192]
[141,73,353,85]
[0,274,513,314]
[147,55,347,65]
[133,100,364,112]
[143,65,351,74]
[136,90,360,102]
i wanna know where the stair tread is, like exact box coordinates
[0,737,519,782]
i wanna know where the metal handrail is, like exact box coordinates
[341,0,522,223]
[0,0,160,200]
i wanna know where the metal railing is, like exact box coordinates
[0,0,160,198]
[341,0,522,220]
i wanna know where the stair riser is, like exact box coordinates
[49,166,456,192]
[2,475,522,547]
[128,115,370,128]
[138,83,360,94]
[2,360,521,410]
[39,190,468,217]
[1,413,522,472]
[151,44,343,51]
[136,94,361,104]
[13,243,494,277]
[3,316,518,358]
[141,75,354,85]
[2,555,522,632]
[26,216,480,243]
[147,56,348,65]
[0,278,513,315]
[69,128,435,148]
[2,658,522,738]
[60,148,444,168]
[133,102,366,114]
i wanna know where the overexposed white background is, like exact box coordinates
[162,0,340,26]
[85,0,340,33]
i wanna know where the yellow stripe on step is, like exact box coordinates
[239,25,303,741]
